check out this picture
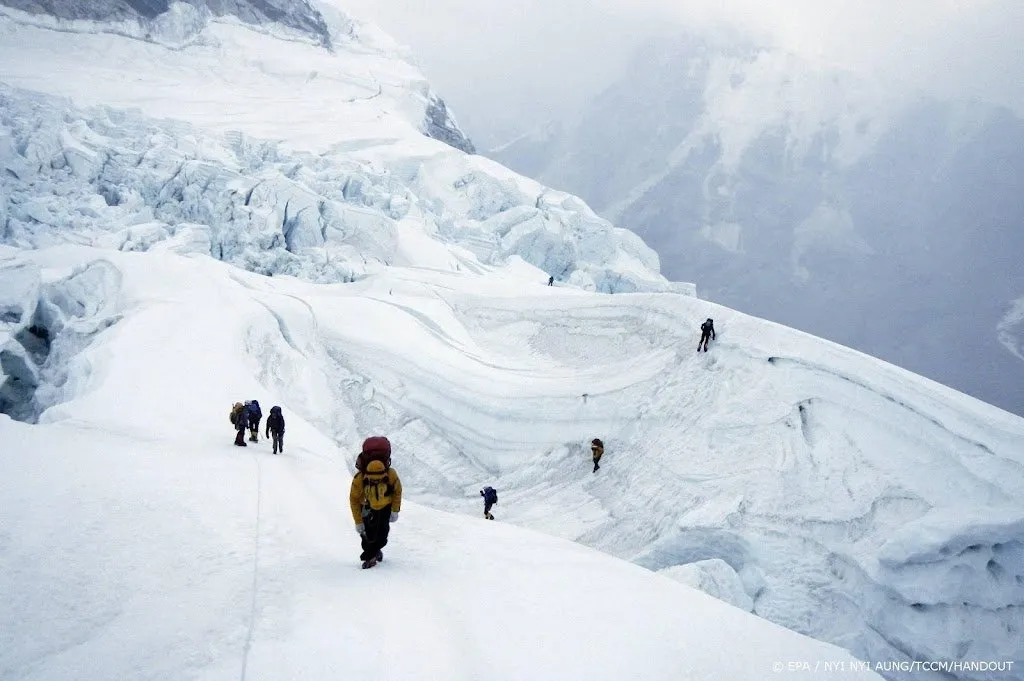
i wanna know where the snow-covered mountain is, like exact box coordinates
[490,35,1024,417]
[0,0,681,295]
[1,4,1022,681]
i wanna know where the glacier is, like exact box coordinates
[2,239,1021,681]
[0,2,1022,681]
[0,84,676,294]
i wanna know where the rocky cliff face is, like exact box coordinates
[424,94,475,154]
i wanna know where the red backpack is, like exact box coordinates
[355,436,392,473]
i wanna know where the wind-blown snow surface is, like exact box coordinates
[0,246,884,681]
[2,245,1021,680]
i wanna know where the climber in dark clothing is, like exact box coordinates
[480,486,498,520]
[591,438,604,472]
[265,406,285,455]
[233,402,249,447]
[698,318,716,352]
[247,399,262,442]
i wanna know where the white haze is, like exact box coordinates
[339,0,1024,143]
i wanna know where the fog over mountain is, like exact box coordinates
[342,0,1024,145]
[490,35,1024,415]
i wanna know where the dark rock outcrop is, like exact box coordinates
[1,0,332,47]
[424,94,475,154]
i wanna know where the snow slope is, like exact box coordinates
[0,1,452,152]
[3,243,1021,680]
[0,246,882,681]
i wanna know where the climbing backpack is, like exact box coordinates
[355,436,392,473]
[230,402,244,425]
[361,460,394,511]
[483,486,498,505]
[267,406,284,432]
[249,400,261,419]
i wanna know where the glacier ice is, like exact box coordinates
[0,85,681,294]
[0,254,122,422]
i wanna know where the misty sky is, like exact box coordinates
[340,0,1024,145]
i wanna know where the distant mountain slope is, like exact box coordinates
[491,35,1024,415]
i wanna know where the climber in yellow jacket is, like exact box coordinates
[349,436,403,569]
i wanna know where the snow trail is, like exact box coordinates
[239,453,263,681]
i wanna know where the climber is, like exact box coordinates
[591,438,604,472]
[698,318,716,352]
[265,405,285,454]
[350,436,403,569]
[247,399,262,442]
[480,486,498,520]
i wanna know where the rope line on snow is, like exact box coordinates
[239,454,263,681]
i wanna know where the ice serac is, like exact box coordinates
[0,253,122,423]
[0,2,683,294]
[0,85,680,294]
